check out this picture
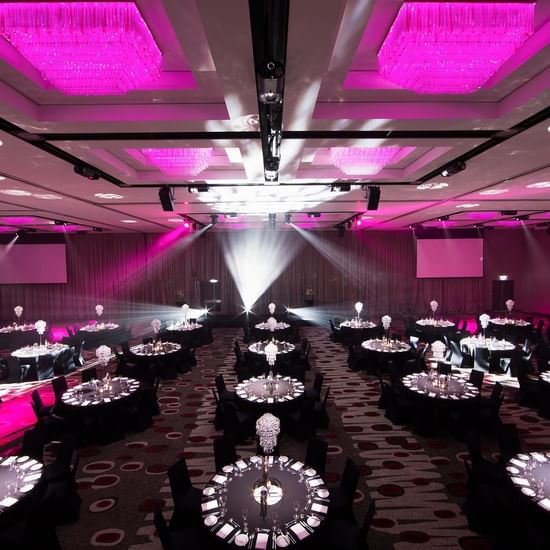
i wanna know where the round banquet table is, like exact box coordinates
[339,320,377,330]
[131,341,181,357]
[235,375,305,414]
[488,317,532,342]
[201,455,329,548]
[401,373,480,402]
[77,323,126,349]
[460,336,515,355]
[339,321,379,346]
[489,318,531,327]
[163,322,205,347]
[361,338,411,355]
[11,342,68,359]
[415,319,455,342]
[254,321,293,342]
[248,341,295,358]
[0,455,44,529]
[60,376,140,410]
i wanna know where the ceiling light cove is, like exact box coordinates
[526,182,550,189]
[479,189,508,195]
[137,148,213,177]
[0,189,32,196]
[120,219,138,224]
[456,203,480,209]
[33,193,63,200]
[94,193,124,200]
[330,147,403,176]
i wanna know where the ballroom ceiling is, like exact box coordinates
[1,0,550,234]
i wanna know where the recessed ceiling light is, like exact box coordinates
[167,218,184,222]
[526,181,550,189]
[0,140,3,146]
[120,219,137,223]
[0,189,32,196]
[479,189,508,195]
[416,182,449,190]
[94,192,124,199]
[456,203,479,208]
[0,176,5,181]
[360,215,374,220]
[33,193,63,200]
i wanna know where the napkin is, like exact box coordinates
[255,532,269,549]
[311,502,328,514]
[235,460,247,470]
[510,459,526,468]
[212,475,227,484]
[539,498,550,511]
[201,500,218,512]
[291,461,303,471]
[24,473,42,482]
[289,523,309,540]
[215,522,234,539]
[510,477,529,487]
[307,478,323,487]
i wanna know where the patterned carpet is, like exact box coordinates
[46,327,550,549]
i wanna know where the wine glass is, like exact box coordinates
[293,500,300,520]
[241,508,248,533]
[271,511,279,534]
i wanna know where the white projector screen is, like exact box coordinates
[416,238,483,278]
[0,244,67,284]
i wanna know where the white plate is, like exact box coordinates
[234,533,249,546]
[278,456,289,463]
[204,514,218,527]
[19,484,34,493]
[249,456,261,464]
[16,456,30,463]
[317,489,329,498]
[203,487,216,497]
[304,468,316,476]
[276,534,290,547]
[306,515,321,527]
[222,465,234,473]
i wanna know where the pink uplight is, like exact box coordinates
[378,2,534,94]
[140,148,213,176]
[0,3,162,95]
[2,216,36,225]
[330,147,402,175]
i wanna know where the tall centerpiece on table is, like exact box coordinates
[505,299,514,319]
[96,345,111,367]
[430,300,438,320]
[268,302,276,316]
[479,313,490,340]
[354,301,363,323]
[35,320,46,347]
[95,304,103,325]
[381,315,392,340]
[255,413,282,517]
[264,340,278,378]
[151,319,161,343]
[181,303,189,325]
[14,305,23,325]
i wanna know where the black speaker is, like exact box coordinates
[492,279,513,311]
[158,186,174,211]
[366,186,380,210]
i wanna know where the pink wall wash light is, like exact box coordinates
[140,148,214,176]
[0,2,162,95]
[330,147,402,175]
[377,2,534,94]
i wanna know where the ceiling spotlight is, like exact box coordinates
[92,227,103,232]
[501,210,518,215]
[188,183,209,193]
[158,186,174,211]
[438,215,450,221]
[224,213,238,218]
[54,220,67,226]
[441,160,466,177]
[210,214,218,225]
[284,213,291,224]
[308,212,321,218]
[74,164,100,180]
[366,186,381,210]
[546,225,550,235]
[268,213,276,229]
[516,214,529,221]
[257,59,285,104]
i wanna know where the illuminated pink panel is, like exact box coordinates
[50,224,87,232]
[0,3,162,95]
[2,216,36,225]
[378,2,534,94]
[416,239,483,278]
[330,147,402,175]
[140,148,213,176]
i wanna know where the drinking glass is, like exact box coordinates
[271,511,279,534]
[293,500,300,520]
[241,508,248,533]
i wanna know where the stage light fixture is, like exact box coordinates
[257,59,285,104]
[438,215,450,221]
[74,164,100,180]
[268,213,276,229]
[441,161,466,177]
[501,210,518,215]
[516,214,529,221]
[188,183,209,193]
[210,214,218,225]
[54,220,67,226]
[92,227,103,232]
[308,212,321,218]
[546,225,550,235]
[366,186,381,211]
[337,225,345,238]
[158,186,174,211]
[224,213,238,218]
[284,213,291,224]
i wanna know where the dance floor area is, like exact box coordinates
[1,327,547,549]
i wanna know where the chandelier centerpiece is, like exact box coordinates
[140,148,213,177]
[96,345,111,367]
[254,413,282,512]
[0,2,162,95]
[330,147,402,175]
[377,2,535,94]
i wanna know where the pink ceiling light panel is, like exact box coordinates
[0,2,162,95]
[141,148,214,176]
[378,2,534,94]
[330,147,402,175]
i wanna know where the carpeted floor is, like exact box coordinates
[15,326,549,548]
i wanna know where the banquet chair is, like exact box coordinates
[284,398,317,441]
[37,355,55,381]
[475,382,504,435]
[437,363,452,376]
[81,366,97,383]
[221,402,256,443]
[463,430,506,489]
[304,436,328,478]
[305,373,324,402]
[314,386,331,428]
[448,340,466,368]
[473,347,491,372]
[167,457,202,528]
[65,326,74,337]
[73,340,85,367]
[329,319,342,343]
[468,369,484,391]
[324,498,376,550]
[215,374,235,403]
[516,367,542,408]
[51,375,68,407]
[153,504,203,550]
[211,388,225,430]
[3,356,22,383]
[20,361,38,382]
[497,423,522,465]
[30,389,65,441]
[327,457,361,521]
[20,423,47,461]
[44,432,79,484]
[213,436,238,472]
